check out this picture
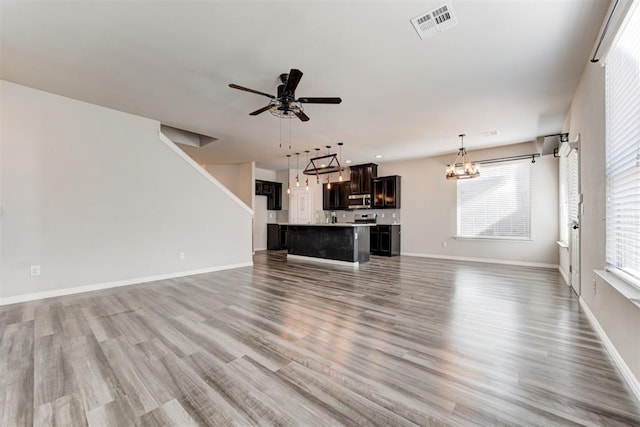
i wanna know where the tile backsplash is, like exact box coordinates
[316,209,401,224]
[275,210,289,223]
[267,209,401,224]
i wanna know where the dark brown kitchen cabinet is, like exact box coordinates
[349,163,378,195]
[255,180,282,210]
[267,224,287,250]
[370,225,401,256]
[372,175,401,209]
[323,181,350,210]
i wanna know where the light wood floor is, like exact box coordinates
[1,251,639,426]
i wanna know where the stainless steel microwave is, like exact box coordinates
[348,194,371,209]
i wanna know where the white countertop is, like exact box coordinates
[270,223,377,227]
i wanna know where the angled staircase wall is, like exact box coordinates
[0,80,253,304]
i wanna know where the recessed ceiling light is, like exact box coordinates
[345,159,352,164]
[375,155,383,159]
[320,164,327,168]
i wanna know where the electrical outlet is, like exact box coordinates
[381,213,385,218]
[179,252,186,261]
[441,241,447,248]
[342,213,346,218]
[269,213,273,219]
[392,213,396,218]
[30,265,41,277]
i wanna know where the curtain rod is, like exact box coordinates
[453,153,541,168]
[591,0,621,63]
[476,153,540,165]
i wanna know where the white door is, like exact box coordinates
[568,143,581,295]
[289,187,313,224]
[570,220,580,295]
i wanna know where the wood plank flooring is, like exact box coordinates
[1,251,639,426]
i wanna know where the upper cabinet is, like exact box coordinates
[323,181,350,210]
[349,163,378,195]
[372,175,401,209]
[255,180,282,210]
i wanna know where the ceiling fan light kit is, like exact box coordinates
[229,68,342,122]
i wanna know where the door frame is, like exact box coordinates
[567,136,581,296]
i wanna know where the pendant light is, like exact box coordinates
[286,154,292,194]
[337,142,344,182]
[446,134,480,180]
[314,148,321,184]
[304,150,310,190]
[325,145,332,187]
[295,152,300,186]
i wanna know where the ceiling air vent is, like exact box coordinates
[410,1,458,40]
[481,130,499,138]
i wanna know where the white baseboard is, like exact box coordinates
[0,262,253,306]
[579,296,640,403]
[402,252,559,269]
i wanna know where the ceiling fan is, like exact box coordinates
[228,68,342,122]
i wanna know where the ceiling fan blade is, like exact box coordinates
[229,84,275,99]
[295,110,310,122]
[249,105,272,116]
[298,97,342,104]
[284,69,303,94]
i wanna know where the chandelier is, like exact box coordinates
[445,134,479,180]
[303,143,344,183]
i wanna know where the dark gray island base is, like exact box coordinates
[286,224,372,265]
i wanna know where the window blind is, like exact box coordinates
[559,150,569,243]
[568,149,579,223]
[559,147,579,244]
[457,161,531,239]
[605,2,640,285]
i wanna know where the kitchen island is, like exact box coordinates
[285,223,374,266]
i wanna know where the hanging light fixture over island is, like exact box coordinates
[303,143,345,186]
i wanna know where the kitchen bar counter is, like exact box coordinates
[269,222,376,227]
[285,223,372,265]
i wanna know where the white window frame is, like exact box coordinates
[456,161,532,241]
[604,1,640,289]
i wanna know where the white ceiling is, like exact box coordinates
[0,0,608,170]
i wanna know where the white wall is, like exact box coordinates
[377,143,559,267]
[0,81,253,302]
[255,168,276,182]
[204,162,254,208]
[564,62,640,385]
[237,162,254,209]
[205,164,240,195]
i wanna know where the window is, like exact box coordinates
[605,2,640,286]
[457,161,531,239]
